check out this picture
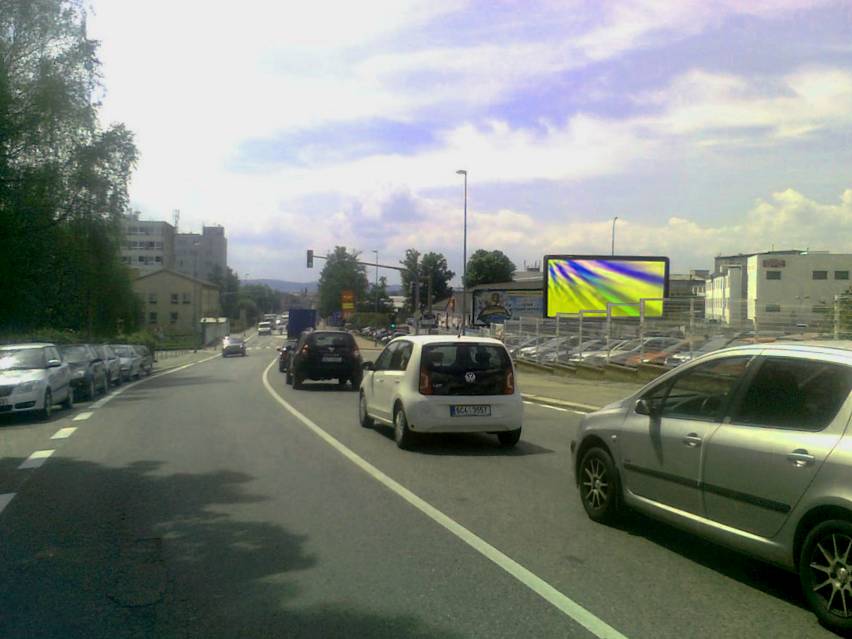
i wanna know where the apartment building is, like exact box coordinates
[175,226,228,281]
[132,269,221,336]
[119,213,176,274]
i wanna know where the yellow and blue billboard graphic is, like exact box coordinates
[544,255,669,318]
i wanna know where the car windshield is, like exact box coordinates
[59,345,90,363]
[0,348,46,370]
[112,346,133,357]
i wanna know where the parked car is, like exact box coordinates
[608,337,683,367]
[277,339,297,372]
[0,343,74,418]
[111,344,142,381]
[94,344,122,387]
[571,341,852,632]
[359,336,523,449]
[664,335,736,368]
[58,344,108,400]
[287,330,362,389]
[133,345,154,376]
[222,336,247,357]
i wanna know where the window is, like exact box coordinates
[138,256,146,263]
[812,305,829,314]
[389,341,413,370]
[170,312,178,323]
[642,356,752,422]
[148,293,157,304]
[148,312,158,324]
[182,292,191,304]
[420,342,513,396]
[835,270,850,280]
[374,342,398,371]
[765,304,781,312]
[171,293,179,304]
[732,357,852,431]
[765,270,781,280]
[154,256,162,263]
[812,270,828,280]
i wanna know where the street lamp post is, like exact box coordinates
[372,249,379,313]
[611,216,618,256]
[456,169,468,334]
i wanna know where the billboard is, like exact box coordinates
[543,255,669,318]
[472,289,542,325]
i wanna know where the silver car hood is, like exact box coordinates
[0,369,47,385]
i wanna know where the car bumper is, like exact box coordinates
[404,395,523,433]
[0,388,42,414]
[223,348,245,355]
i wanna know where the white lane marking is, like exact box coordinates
[261,360,628,639]
[72,411,93,421]
[523,401,586,416]
[18,450,55,470]
[51,427,77,439]
[0,493,14,514]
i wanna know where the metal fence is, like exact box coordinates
[490,296,850,370]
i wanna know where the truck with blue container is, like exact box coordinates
[287,309,317,339]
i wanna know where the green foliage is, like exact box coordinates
[348,312,392,330]
[239,283,280,316]
[210,265,241,318]
[400,249,455,311]
[317,246,368,317]
[464,249,516,287]
[0,0,139,336]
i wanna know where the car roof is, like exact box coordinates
[0,343,54,350]
[392,335,506,346]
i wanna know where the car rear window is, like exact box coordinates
[311,333,355,349]
[422,342,512,396]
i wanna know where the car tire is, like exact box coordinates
[497,428,522,448]
[286,370,293,385]
[293,374,303,390]
[799,519,852,633]
[38,389,53,420]
[87,378,96,400]
[578,447,622,524]
[338,377,348,387]
[351,373,363,390]
[393,405,414,450]
[101,374,109,396]
[61,387,74,410]
[358,392,374,428]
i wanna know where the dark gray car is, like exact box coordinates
[94,344,121,386]
[571,341,852,632]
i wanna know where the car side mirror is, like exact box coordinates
[46,359,62,368]
[635,398,653,416]
[362,361,374,371]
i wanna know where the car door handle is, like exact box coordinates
[682,433,703,448]
[787,449,815,467]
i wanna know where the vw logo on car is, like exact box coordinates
[464,371,476,383]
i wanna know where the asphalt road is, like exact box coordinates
[0,332,842,638]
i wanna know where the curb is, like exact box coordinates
[521,393,600,413]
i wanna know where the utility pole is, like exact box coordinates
[456,169,468,334]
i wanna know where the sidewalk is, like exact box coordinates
[352,334,642,413]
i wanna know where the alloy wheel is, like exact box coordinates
[582,457,609,510]
[808,532,852,618]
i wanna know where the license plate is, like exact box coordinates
[450,405,491,417]
[322,355,342,363]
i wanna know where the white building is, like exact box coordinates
[119,213,175,274]
[706,250,851,329]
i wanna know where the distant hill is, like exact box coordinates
[244,279,318,293]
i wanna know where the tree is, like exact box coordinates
[317,246,368,317]
[359,276,389,313]
[240,284,280,315]
[0,0,139,336]
[464,249,516,288]
[400,249,455,312]
[210,265,241,319]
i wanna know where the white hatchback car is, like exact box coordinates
[358,336,523,449]
[0,343,74,419]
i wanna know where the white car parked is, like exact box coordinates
[358,336,523,449]
[0,343,74,419]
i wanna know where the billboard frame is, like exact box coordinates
[471,287,542,326]
[541,254,670,319]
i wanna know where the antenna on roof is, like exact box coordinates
[173,209,180,232]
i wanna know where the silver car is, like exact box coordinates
[571,341,852,632]
[0,343,74,419]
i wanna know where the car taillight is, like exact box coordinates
[503,370,515,395]
[301,344,310,354]
[419,367,433,395]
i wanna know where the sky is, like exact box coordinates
[87,0,852,285]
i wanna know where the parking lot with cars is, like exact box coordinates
[2,328,851,637]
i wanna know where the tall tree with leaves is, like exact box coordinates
[0,0,139,335]
[317,246,368,317]
[464,249,516,287]
[400,249,455,311]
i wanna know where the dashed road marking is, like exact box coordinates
[51,427,78,439]
[18,450,55,470]
[261,359,628,639]
[0,493,15,514]
[72,411,93,421]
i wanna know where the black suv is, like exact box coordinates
[287,331,362,389]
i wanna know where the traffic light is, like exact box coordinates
[306,249,314,268]
[390,322,396,329]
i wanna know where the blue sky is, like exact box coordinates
[89,0,852,284]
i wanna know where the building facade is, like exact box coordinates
[119,213,176,274]
[175,226,228,282]
[706,250,851,329]
[132,269,221,336]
